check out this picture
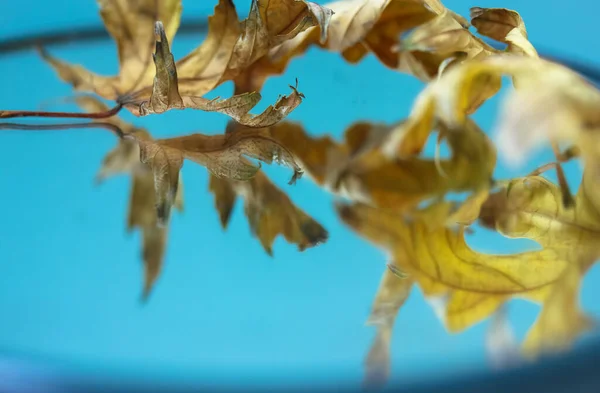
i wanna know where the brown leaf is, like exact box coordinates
[41,0,182,99]
[131,123,303,225]
[124,22,306,126]
[209,171,327,255]
[236,0,444,90]
[221,0,334,83]
[42,0,329,122]
[398,9,496,60]
[267,121,339,186]
[470,7,537,57]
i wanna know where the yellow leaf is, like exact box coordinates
[478,173,600,354]
[445,291,505,332]
[334,119,495,212]
[336,202,567,295]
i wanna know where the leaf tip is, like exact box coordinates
[386,264,408,279]
[154,21,166,42]
[288,169,304,185]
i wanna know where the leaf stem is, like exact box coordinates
[0,103,122,119]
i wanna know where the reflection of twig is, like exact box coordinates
[0,121,124,138]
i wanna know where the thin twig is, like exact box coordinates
[0,103,122,119]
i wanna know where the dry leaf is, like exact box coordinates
[235,0,536,91]
[479,174,600,356]
[332,118,495,212]
[337,202,568,297]
[485,57,600,170]
[470,7,538,57]
[236,0,453,91]
[249,116,494,213]
[398,9,497,63]
[41,0,331,123]
[222,0,334,84]
[335,181,600,382]
[129,123,303,225]
[41,0,182,98]
[209,170,327,255]
[124,22,306,126]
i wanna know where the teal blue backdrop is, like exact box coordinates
[0,0,599,389]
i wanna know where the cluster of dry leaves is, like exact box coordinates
[3,0,600,388]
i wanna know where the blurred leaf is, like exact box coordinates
[130,122,303,225]
[470,7,537,57]
[209,171,327,255]
[363,269,413,389]
[480,174,600,356]
[76,96,184,300]
[333,119,495,212]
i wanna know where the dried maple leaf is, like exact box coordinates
[75,96,184,300]
[233,1,536,92]
[397,8,498,72]
[209,170,328,255]
[345,155,600,384]
[221,0,334,84]
[235,0,450,91]
[41,0,330,124]
[395,6,536,79]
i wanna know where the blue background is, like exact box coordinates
[1,0,599,389]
